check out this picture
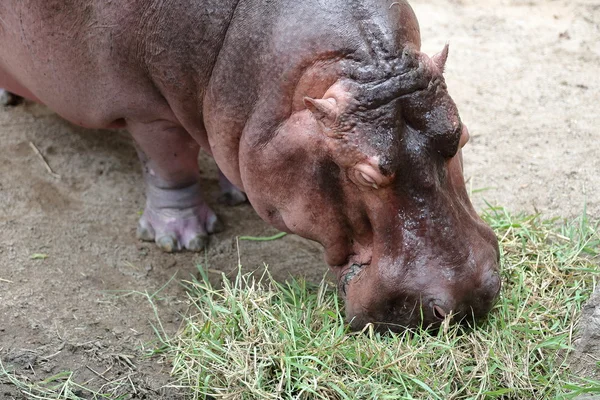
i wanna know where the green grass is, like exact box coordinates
[1,208,598,399]
[0,361,124,400]
[165,207,600,399]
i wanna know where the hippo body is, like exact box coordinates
[0,0,501,330]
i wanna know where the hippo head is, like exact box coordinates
[240,42,500,331]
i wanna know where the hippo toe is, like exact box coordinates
[136,182,222,252]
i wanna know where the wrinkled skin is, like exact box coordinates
[0,0,500,330]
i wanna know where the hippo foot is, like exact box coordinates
[136,182,223,252]
[0,89,23,106]
[218,170,247,206]
[218,186,247,206]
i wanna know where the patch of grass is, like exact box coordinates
[165,208,600,399]
[0,360,127,400]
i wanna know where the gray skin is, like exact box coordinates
[0,0,501,331]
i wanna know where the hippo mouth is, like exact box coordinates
[339,262,367,297]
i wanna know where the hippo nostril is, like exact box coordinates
[432,304,447,320]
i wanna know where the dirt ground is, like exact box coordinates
[1,0,598,398]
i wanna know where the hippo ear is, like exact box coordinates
[432,43,449,73]
[303,97,337,123]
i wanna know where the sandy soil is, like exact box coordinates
[1,0,598,398]
[415,0,600,220]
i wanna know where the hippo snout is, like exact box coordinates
[426,260,502,324]
[342,238,501,332]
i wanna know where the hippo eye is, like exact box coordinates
[353,164,382,190]
[432,304,447,320]
[358,171,376,186]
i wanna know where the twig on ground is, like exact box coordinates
[238,232,287,241]
[29,141,61,179]
[86,365,111,383]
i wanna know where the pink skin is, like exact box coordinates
[130,121,223,252]
[234,48,500,331]
[0,0,500,329]
[0,1,240,253]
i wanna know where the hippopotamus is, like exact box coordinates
[0,0,500,330]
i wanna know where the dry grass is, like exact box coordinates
[1,207,598,399]
[165,207,600,399]
[0,361,129,399]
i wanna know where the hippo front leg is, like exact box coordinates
[128,120,222,252]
